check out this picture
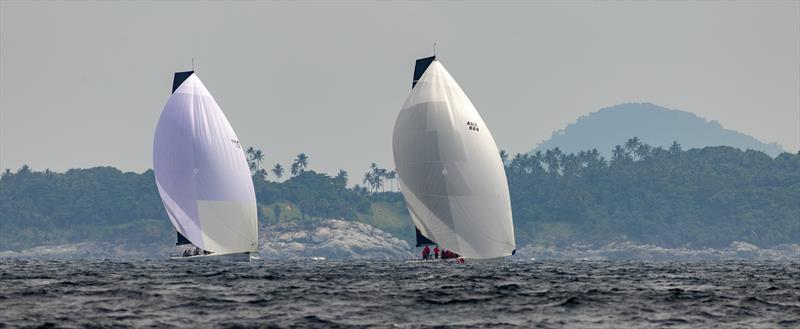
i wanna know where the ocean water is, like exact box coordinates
[0,260,797,328]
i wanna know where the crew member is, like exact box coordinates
[433,246,440,259]
[422,245,430,260]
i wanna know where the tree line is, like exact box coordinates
[502,138,800,248]
[1,138,798,250]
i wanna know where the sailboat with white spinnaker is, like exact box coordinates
[153,71,258,261]
[393,56,516,261]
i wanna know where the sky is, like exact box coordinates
[1,1,798,180]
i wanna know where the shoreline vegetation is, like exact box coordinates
[1,138,798,257]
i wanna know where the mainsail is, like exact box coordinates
[153,71,258,254]
[392,57,516,259]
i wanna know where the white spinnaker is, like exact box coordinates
[393,60,515,259]
[153,74,258,254]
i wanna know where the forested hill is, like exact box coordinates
[507,139,799,248]
[1,140,798,251]
[534,103,786,157]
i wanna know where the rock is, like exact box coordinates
[731,241,759,252]
[260,219,412,260]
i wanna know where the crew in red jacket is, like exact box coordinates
[433,246,440,259]
[422,245,430,260]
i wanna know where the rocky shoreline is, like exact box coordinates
[1,219,797,261]
[259,219,412,260]
[514,241,800,261]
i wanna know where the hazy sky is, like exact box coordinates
[2,1,798,179]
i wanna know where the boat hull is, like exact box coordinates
[405,258,465,264]
[170,252,252,262]
[405,256,505,264]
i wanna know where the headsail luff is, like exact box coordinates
[393,57,515,259]
[154,72,258,254]
[411,56,438,248]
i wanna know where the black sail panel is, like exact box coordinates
[176,231,192,246]
[172,71,194,93]
[415,227,437,247]
[412,56,436,88]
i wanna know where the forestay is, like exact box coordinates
[392,60,515,259]
[153,72,258,254]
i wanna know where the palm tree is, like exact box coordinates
[624,137,641,154]
[634,143,652,161]
[253,149,264,168]
[245,147,256,172]
[244,146,265,175]
[366,163,382,192]
[377,168,387,192]
[271,163,284,182]
[18,165,31,175]
[530,150,544,173]
[371,164,388,192]
[372,175,384,192]
[585,149,604,169]
[293,153,309,175]
[362,171,373,192]
[386,170,397,191]
[544,148,562,174]
[561,153,580,177]
[334,169,348,187]
[612,145,630,164]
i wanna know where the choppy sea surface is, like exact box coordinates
[0,260,797,328]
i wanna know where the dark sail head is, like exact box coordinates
[415,227,436,247]
[176,231,192,246]
[412,56,436,88]
[172,71,194,94]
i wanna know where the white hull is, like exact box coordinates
[170,252,252,262]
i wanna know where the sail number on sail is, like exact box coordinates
[230,138,242,149]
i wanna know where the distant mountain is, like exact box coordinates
[533,103,786,157]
